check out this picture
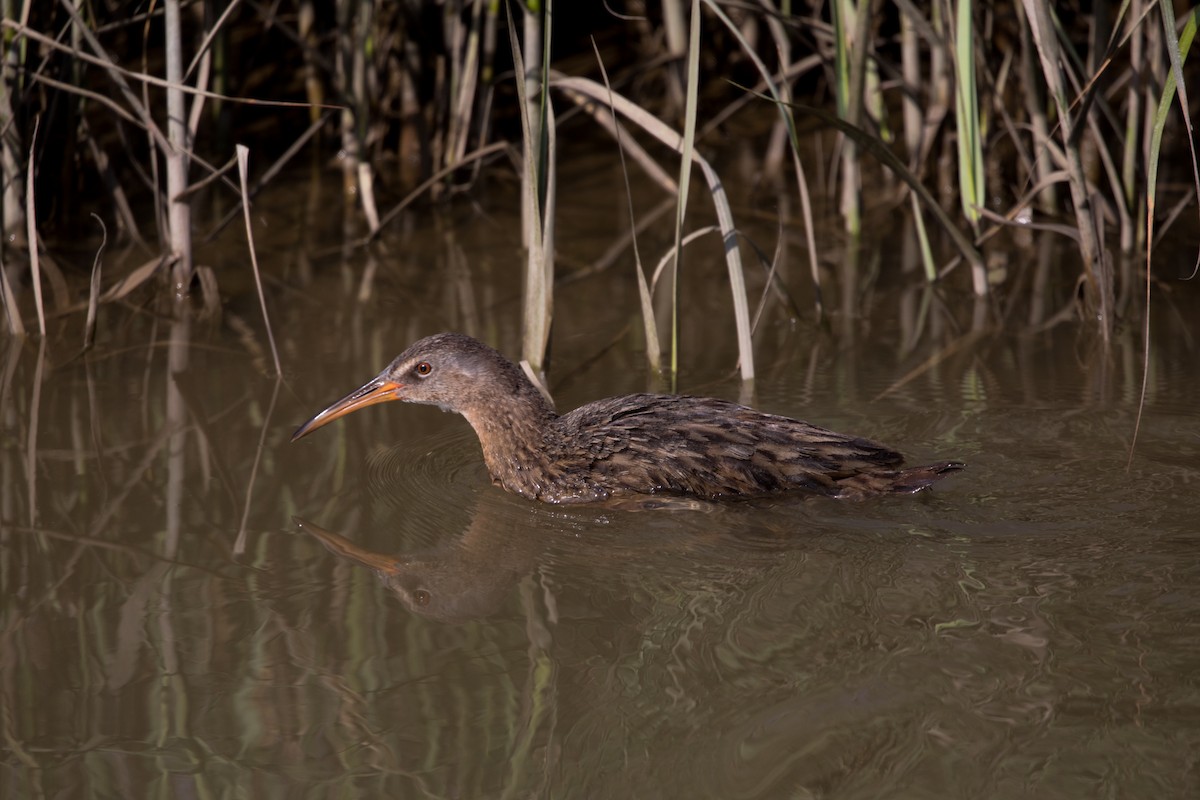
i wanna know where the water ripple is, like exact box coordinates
[364,427,487,506]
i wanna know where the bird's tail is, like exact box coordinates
[838,460,965,498]
[888,461,966,493]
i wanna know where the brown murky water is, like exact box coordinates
[4,148,1200,797]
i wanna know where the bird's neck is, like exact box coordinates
[459,380,558,487]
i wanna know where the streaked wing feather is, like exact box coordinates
[550,394,905,499]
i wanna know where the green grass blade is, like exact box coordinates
[1153,2,1199,278]
[761,96,987,280]
[954,0,985,227]
[1129,4,1195,466]
[506,2,553,373]
[669,0,701,385]
[832,0,851,120]
[589,39,661,374]
[910,193,937,283]
[552,74,755,380]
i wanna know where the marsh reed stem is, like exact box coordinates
[236,145,281,378]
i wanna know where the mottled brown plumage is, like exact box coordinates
[292,333,963,503]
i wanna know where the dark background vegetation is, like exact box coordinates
[2,1,1197,356]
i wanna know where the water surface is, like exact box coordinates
[2,161,1199,798]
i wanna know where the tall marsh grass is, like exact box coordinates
[1,1,1196,367]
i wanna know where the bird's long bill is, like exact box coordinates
[291,375,404,441]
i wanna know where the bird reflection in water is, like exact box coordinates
[295,496,551,624]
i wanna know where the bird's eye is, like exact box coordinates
[413,589,431,606]
[415,361,432,377]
